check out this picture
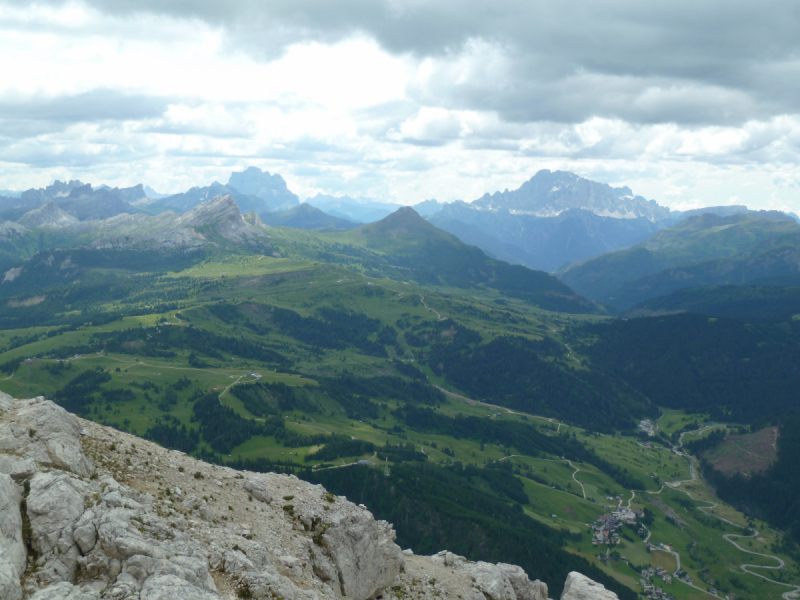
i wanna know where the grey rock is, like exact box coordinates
[0,391,14,412]
[244,477,272,503]
[0,454,36,480]
[463,562,517,600]
[560,572,618,600]
[242,566,300,600]
[497,564,548,600]
[140,574,220,600]
[313,509,403,600]
[27,472,88,584]
[0,557,22,600]
[122,553,156,585]
[151,555,216,592]
[0,473,25,575]
[28,582,98,600]
[0,398,92,476]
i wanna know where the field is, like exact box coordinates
[705,427,779,477]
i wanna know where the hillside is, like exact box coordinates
[324,207,602,314]
[430,204,661,272]
[17,200,79,228]
[558,213,800,307]
[262,203,361,230]
[627,285,800,321]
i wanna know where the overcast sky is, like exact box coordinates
[2,1,800,211]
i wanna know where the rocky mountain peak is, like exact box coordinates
[228,167,299,211]
[0,391,614,600]
[472,170,670,222]
[18,201,79,228]
[243,210,266,227]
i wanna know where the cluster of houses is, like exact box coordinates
[590,505,644,546]
[639,565,701,599]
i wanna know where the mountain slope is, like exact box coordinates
[137,181,270,215]
[559,213,800,306]
[262,203,361,230]
[0,195,274,293]
[55,183,143,221]
[473,170,670,221]
[17,200,79,228]
[329,207,602,313]
[307,194,403,223]
[430,204,661,272]
[627,285,800,321]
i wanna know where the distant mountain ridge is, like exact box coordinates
[17,201,78,228]
[472,170,670,222]
[430,203,662,272]
[228,166,299,211]
[262,203,361,230]
[558,212,800,308]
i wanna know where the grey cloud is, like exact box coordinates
[28,0,800,125]
[0,89,171,123]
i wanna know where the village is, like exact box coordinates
[590,502,643,547]
[589,503,691,600]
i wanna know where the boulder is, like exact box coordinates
[26,472,88,584]
[313,509,403,600]
[560,572,618,600]
[244,477,272,503]
[462,562,517,600]
[0,398,92,477]
[0,473,25,574]
[498,564,548,600]
[0,455,36,480]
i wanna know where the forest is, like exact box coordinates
[306,463,636,600]
[582,313,800,426]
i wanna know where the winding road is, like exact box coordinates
[638,426,800,599]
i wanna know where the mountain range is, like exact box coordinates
[559,212,800,308]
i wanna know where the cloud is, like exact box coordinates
[26,0,800,126]
[0,89,170,123]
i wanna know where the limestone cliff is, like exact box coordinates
[0,394,616,600]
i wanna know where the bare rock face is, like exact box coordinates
[428,552,548,600]
[560,572,618,600]
[0,394,93,477]
[310,504,403,600]
[27,472,88,584]
[28,581,97,599]
[0,473,24,600]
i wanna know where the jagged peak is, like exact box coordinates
[18,200,79,228]
[243,210,266,227]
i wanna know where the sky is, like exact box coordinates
[2,1,800,212]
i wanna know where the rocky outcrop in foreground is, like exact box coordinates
[0,393,617,600]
